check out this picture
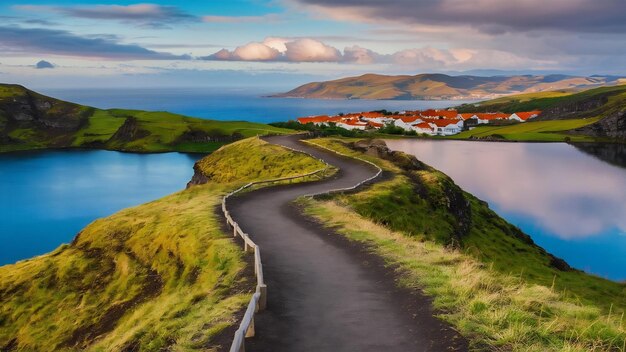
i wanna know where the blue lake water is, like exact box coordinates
[0,150,200,265]
[43,87,472,124]
[385,140,626,281]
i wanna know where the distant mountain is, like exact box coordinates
[274,73,625,100]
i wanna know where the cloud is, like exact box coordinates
[35,60,54,69]
[293,0,626,34]
[0,26,189,60]
[204,38,342,63]
[211,42,281,61]
[14,4,196,29]
[203,37,547,69]
[284,38,341,62]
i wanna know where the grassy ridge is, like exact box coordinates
[453,118,601,142]
[0,138,321,351]
[457,84,626,114]
[0,84,292,153]
[452,84,626,142]
[303,137,625,351]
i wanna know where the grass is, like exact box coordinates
[195,137,327,183]
[453,118,601,142]
[0,137,322,351]
[303,137,626,351]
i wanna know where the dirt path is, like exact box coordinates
[227,135,467,352]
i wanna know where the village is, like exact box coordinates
[296,109,542,136]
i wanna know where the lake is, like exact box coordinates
[0,150,201,266]
[42,87,473,124]
[385,140,626,281]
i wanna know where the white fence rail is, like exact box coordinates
[225,138,382,352]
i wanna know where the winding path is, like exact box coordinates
[227,135,467,352]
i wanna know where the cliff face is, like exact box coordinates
[572,110,626,140]
[537,95,610,120]
[0,84,87,130]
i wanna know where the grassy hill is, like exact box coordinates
[303,138,625,351]
[274,73,623,100]
[0,84,291,153]
[455,85,626,141]
[0,137,325,351]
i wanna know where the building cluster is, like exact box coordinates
[296,109,541,136]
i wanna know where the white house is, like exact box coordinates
[432,119,464,136]
[412,122,436,135]
[393,116,422,131]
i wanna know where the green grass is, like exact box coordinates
[453,118,601,142]
[0,137,322,351]
[71,110,127,146]
[196,137,327,183]
[303,137,626,351]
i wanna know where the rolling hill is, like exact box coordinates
[275,73,625,100]
[456,84,626,140]
[0,84,291,153]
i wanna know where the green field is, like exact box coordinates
[0,138,323,351]
[453,118,601,142]
[304,137,626,351]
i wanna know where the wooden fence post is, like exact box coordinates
[258,284,267,311]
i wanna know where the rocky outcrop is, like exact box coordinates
[572,110,626,140]
[186,163,210,188]
[108,117,149,143]
[538,95,610,120]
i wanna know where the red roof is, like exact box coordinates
[413,122,433,130]
[515,111,541,120]
[431,119,460,127]
[297,115,331,124]
[368,121,384,128]
[400,115,421,123]
[421,109,458,119]
[459,113,477,120]
[360,112,385,118]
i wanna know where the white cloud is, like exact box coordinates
[284,38,341,62]
[204,37,548,70]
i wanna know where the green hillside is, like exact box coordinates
[0,138,322,351]
[0,84,291,153]
[304,138,625,351]
[453,118,601,142]
[455,84,626,141]
[457,84,626,115]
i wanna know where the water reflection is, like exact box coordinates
[385,140,626,280]
[573,143,626,169]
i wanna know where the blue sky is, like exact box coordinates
[1,0,625,88]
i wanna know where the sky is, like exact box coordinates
[1,0,626,88]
